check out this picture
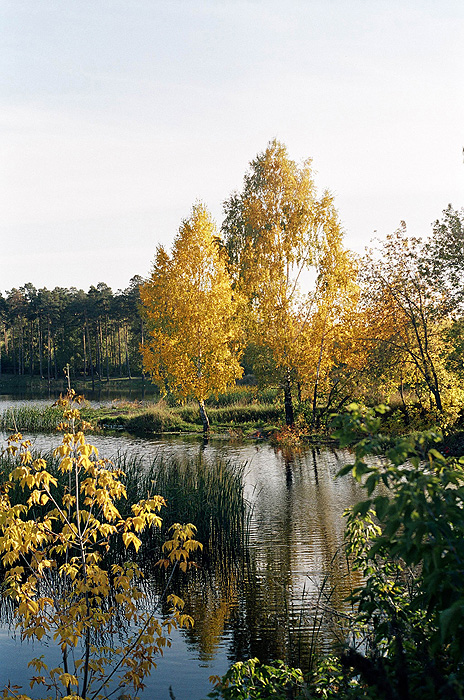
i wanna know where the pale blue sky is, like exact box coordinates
[1,0,463,293]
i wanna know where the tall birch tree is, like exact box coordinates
[140,203,243,433]
[222,139,349,425]
[361,225,450,413]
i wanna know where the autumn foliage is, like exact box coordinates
[0,390,201,700]
[140,203,243,432]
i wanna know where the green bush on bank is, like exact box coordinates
[124,405,185,433]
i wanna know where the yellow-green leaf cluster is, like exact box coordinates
[140,203,243,405]
[0,390,201,700]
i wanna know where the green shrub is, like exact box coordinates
[208,658,305,699]
[329,403,464,699]
[124,406,184,434]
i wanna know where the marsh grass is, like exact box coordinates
[174,403,281,426]
[205,385,279,407]
[100,401,283,434]
[0,386,283,436]
[0,405,62,433]
[0,441,250,574]
[113,451,250,566]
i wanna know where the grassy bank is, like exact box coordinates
[93,398,282,436]
[0,383,284,437]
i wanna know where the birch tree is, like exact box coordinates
[222,139,350,425]
[361,225,450,413]
[140,203,243,433]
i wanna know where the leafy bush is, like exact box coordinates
[124,405,184,433]
[328,403,464,699]
[208,658,305,699]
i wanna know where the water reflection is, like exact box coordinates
[0,383,159,411]
[0,430,363,699]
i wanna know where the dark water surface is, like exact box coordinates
[0,410,362,699]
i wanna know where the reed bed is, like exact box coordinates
[0,440,250,573]
[0,405,62,433]
[117,451,251,564]
[175,402,281,426]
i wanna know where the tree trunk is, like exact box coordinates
[11,328,16,375]
[124,324,131,379]
[105,316,109,381]
[96,321,102,380]
[38,320,43,378]
[312,333,326,429]
[29,319,34,376]
[47,317,51,383]
[3,324,8,355]
[53,335,58,379]
[19,325,24,375]
[117,325,122,377]
[428,366,443,412]
[198,400,210,434]
[141,318,145,385]
[83,329,87,378]
[399,376,410,425]
[283,372,294,427]
[85,316,95,391]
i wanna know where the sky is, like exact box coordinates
[1,0,463,294]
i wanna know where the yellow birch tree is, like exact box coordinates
[360,225,454,415]
[222,140,354,425]
[140,203,243,433]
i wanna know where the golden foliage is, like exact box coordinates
[0,390,200,700]
[140,204,243,414]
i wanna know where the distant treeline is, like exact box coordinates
[0,277,144,383]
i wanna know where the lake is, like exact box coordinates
[0,398,363,700]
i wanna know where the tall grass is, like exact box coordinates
[0,406,62,432]
[205,385,279,407]
[0,442,250,571]
[117,451,251,565]
[175,403,281,426]
[0,389,283,436]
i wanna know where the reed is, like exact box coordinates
[0,405,62,433]
[117,451,251,564]
[0,433,250,573]
[175,403,282,426]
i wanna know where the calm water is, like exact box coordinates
[0,389,156,411]
[0,406,362,700]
